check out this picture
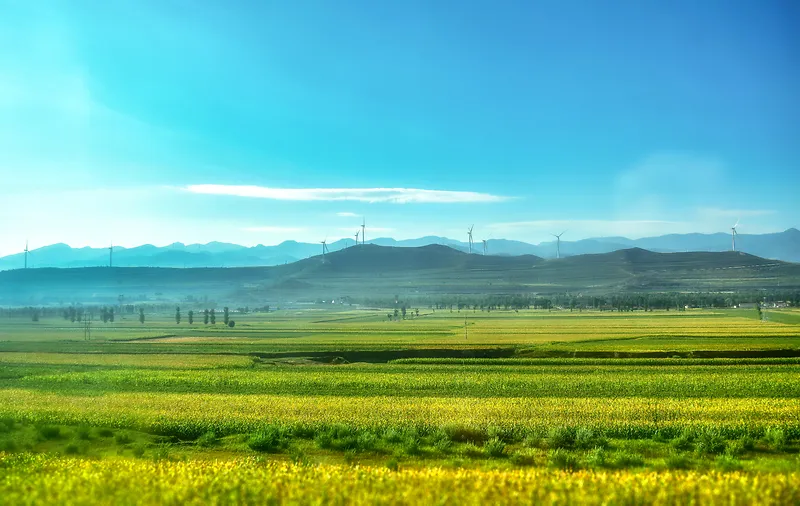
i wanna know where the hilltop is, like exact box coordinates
[1,244,798,306]
[2,229,798,271]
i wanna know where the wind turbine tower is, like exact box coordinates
[24,240,29,269]
[361,218,366,245]
[355,230,360,247]
[467,225,474,254]
[552,230,567,259]
[321,238,329,262]
[109,243,114,267]
[731,220,739,252]
[482,239,487,255]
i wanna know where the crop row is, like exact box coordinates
[1,454,798,505]
[9,363,800,398]
[1,389,798,440]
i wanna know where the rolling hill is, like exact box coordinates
[1,245,798,306]
[2,229,797,271]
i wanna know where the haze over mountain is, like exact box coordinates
[2,229,797,272]
[2,243,798,306]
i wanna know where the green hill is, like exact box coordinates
[1,245,797,305]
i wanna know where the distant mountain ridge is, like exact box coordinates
[1,244,798,306]
[1,228,797,271]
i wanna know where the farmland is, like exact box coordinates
[1,307,799,504]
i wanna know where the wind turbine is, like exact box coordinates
[551,230,567,259]
[731,220,739,252]
[361,218,366,245]
[109,242,114,267]
[467,225,474,254]
[321,238,329,262]
[355,230,360,247]
[24,240,29,269]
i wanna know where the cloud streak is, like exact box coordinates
[698,208,776,218]
[186,185,510,204]
[242,226,308,233]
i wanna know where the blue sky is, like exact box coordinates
[1,0,797,256]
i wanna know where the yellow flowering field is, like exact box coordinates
[1,454,798,506]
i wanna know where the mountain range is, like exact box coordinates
[2,244,798,306]
[1,229,798,271]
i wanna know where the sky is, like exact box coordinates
[1,0,798,256]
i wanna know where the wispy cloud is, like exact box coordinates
[241,226,308,233]
[698,208,776,218]
[186,185,510,204]
[336,212,360,217]
[487,219,689,240]
[488,220,678,230]
[337,227,394,233]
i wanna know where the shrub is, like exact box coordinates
[523,434,543,449]
[76,425,91,441]
[132,444,146,458]
[98,428,114,438]
[386,457,399,471]
[547,427,575,449]
[402,437,421,456]
[289,448,308,465]
[152,444,171,462]
[443,425,485,443]
[382,428,404,444]
[0,439,18,452]
[695,429,726,456]
[585,447,608,468]
[356,432,378,452]
[315,433,333,449]
[248,427,289,453]
[38,426,61,440]
[196,431,218,448]
[64,443,80,455]
[484,437,506,458]
[114,432,132,445]
[461,444,484,459]
[613,451,645,468]
[738,435,755,451]
[548,449,579,470]
[763,428,787,452]
[725,440,746,457]
[715,454,743,472]
[665,452,692,470]
[574,427,607,450]
[509,450,536,466]
[671,429,694,452]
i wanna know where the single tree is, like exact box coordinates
[388,313,393,321]
[210,309,216,325]
[756,303,763,321]
[188,310,194,325]
[415,308,419,317]
[227,320,235,328]
[401,306,407,319]
[223,307,230,325]
[175,306,181,325]
[109,308,114,323]
[139,307,145,325]
[204,309,209,325]
[393,308,399,320]
[31,308,39,322]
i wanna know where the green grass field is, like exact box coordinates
[1,307,799,504]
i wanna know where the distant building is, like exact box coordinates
[736,303,758,309]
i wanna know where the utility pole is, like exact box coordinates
[83,311,91,341]
[464,316,468,340]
